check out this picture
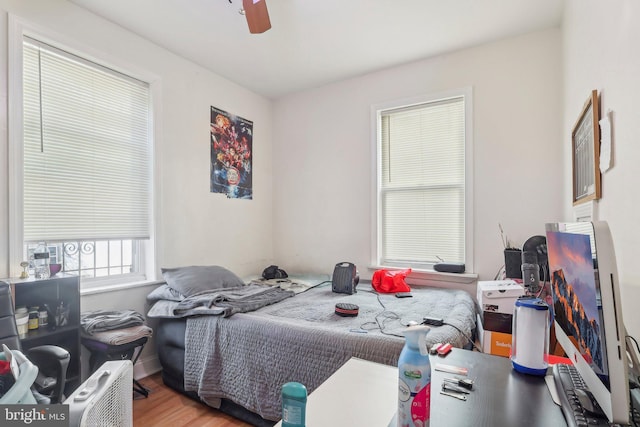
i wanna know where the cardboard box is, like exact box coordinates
[477,313,512,358]
[480,311,513,334]
[477,280,524,314]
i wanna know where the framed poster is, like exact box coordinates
[210,106,253,199]
[572,90,600,205]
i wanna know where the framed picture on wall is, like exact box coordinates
[572,90,601,205]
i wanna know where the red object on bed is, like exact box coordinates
[371,269,411,293]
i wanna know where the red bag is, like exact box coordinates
[371,268,411,293]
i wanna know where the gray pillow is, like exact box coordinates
[147,284,185,302]
[161,265,245,297]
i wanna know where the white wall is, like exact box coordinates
[0,0,274,280]
[272,29,564,282]
[563,0,640,340]
[0,0,274,376]
[0,10,7,281]
[5,1,617,378]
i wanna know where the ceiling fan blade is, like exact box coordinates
[242,0,271,34]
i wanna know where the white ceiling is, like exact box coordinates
[68,0,564,99]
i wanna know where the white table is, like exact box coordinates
[274,357,397,427]
[274,349,568,427]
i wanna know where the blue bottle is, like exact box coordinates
[397,325,431,427]
[282,382,307,427]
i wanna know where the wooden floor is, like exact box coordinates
[133,373,252,427]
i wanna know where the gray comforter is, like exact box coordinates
[181,283,476,421]
[147,283,294,318]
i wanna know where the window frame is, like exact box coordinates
[25,240,144,284]
[370,87,474,274]
[7,16,161,289]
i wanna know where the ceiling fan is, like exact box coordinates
[236,0,271,34]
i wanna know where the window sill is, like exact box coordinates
[367,265,477,287]
[80,279,164,296]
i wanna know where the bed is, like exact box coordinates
[147,267,477,426]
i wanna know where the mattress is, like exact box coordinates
[152,281,477,423]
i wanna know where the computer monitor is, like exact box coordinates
[545,221,629,424]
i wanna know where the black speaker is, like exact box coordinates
[504,249,523,279]
[434,262,465,273]
[332,262,359,295]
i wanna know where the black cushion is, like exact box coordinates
[0,283,20,350]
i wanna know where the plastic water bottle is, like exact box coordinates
[282,382,307,427]
[33,242,50,279]
[398,324,431,427]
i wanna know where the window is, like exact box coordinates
[373,89,472,271]
[25,240,138,279]
[18,36,153,286]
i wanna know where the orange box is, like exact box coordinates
[477,313,512,358]
[483,330,512,357]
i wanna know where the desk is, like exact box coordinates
[275,358,397,427]
[276,348,567,426]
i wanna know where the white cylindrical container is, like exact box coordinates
[15,312,29,338]
[511,297,550,376]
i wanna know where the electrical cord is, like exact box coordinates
[535,278,548,299]
[442,321,482,352]
[357,290,479,347]
[359,290,404,337]
[628,335,640,355]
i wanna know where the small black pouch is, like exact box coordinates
[262,265,288,280]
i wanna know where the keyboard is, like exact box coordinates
[552,363,632,427]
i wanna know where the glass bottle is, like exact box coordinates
[33,242,50,279]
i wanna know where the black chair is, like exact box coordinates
[0,282,70,403]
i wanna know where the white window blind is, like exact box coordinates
[22,37,151,243]
[379,96,465,267]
